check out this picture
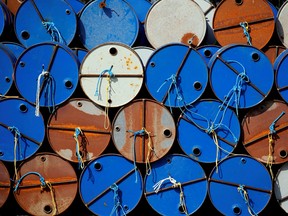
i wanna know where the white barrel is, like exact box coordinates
[277,1,288,48]
[133,46,155,68]
[274,162,288,213]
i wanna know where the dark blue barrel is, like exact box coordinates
[65,0,85,14]
[145,43,208,108]
[196,45,221,65]
[1,42,25,59]
[0,1,13,40]
[79,154,143,215]
[78,0,139,50]
[0,44,16,96]
[209,44,274,110]
[0,98,45,162]
[14,0,77,47]
[144,154,207,215]
[209,155,272,216]
[72,47,88,64]
[274,49,288,103]
[14,42,79,112]
[177,99,240,163]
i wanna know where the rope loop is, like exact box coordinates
[9,126,21,181]
[240,21,252,45]
[74,127,85,170]
[109,183,127,216]
[42,21,65,44]
[237,185,258,216]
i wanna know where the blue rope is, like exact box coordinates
[110,183,127,216]
[8,126,21,138]
[95,65,114,98]
[14,171,46,192]
[269,111,285,134]
[74,127,84,170]
[240,22,252,45]
[42,21,65,44]
[126,129,146,183]
[237,185,258,216]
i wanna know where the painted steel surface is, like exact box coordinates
[209,44,274,109]
[275,49,288,103]
[0,98,44,162]
[144,154,207,215]
[13,153,78,216]
[14,42,79,108]
[213,0,275,49]
[274,162,288,213]
[145,43,208,108]
[78,0,139,50]
[14,0,77,47]
[242,100,288,164]
[0,44,16,96]
[262,45,286,64]
[133,46,154,68]
[196,44,221,65]
[0,161,10,208]
[0,1,12,38]
[79,154,143,216]
[112,98,175,164]
[145,0,206,48]
[65,0,84,14]
[72,47,88,64]
[177,99,240,163]
[277,1,288,48]
[80,43,144,108]
[209,155,272,216]
[2,42,25,59]
[47,98,111,164]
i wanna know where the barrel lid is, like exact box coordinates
[275,49,288,103]
[277,1,288,48]
[0,161,10,208]
[196,45,221,65]
[274,162,288,213]
[1,41,26,59]
[133,46,154,68]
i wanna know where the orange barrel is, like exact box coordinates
[276,1,288,48]
[213,0,275,49]
[262,45,286,64]
[145,0,207,48]
[242,100,288,170]
[1,0,22,15]
[13,152,78,216]
[80,42,144,108]
[47,98,111,168]
[0,161,10,208]
[112,98,175,175]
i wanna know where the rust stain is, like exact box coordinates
[181,33,199,47]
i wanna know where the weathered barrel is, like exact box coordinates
[274,162,288,213]
[0,161,10,208]
[276,1,288,48]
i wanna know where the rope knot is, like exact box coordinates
[237,184,258,216]
[110,183,126,216]
[42,21,64,43]
[240,21,252,45]
[74,127,85,170]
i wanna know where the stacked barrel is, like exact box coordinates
[1,0,288,215]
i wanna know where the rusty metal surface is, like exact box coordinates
[0,161,10,208]
[1,0,21,15]
[262,45,286,64]
[13,153,78,215]
[213,0,275,49]
[112,98,175,163]
[242,100,288,164]
[47,98,111,163]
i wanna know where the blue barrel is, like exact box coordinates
[209,44,274,110]
[0,44,16,96]
[14,0,77,47]
[79,154,143,216]
[177,99,240,163]
[209,155,272,216]
[196,45,221,65]
[144,154,207,215]
[1,42,25,59]
[0,1,13,39]
[145,43,208,108]
[78,0,139,50]
[274,49,288,103]
[0,98,45,162]
[14,42,79,112]
[65,0,85,14]
[72,47,88,64]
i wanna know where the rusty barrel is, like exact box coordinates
[177,99,240,163]
[145,0,207,48]
[80,42,144,108]
[112,98,175,168]
[79,154,143,215]
[47,98,111,167]
[262,45,286,64]
[144,154,207,215]
[208,155,272,216]
[0,161,10,208]
[274,49,288,103]
[13,152,78,215]
[242,100,288,165]
[213,0,274,49]
[274,162,288,213]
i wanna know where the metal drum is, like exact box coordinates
[0,1,13,39]
[47,98,111,167]
[276,1,288,48]
[78,0,139,50]
[242,100,288,165]
[0,44,16,96]
[80,42,144,108]
[14,42,79,112]
[133,46,154,68]
[262,45,286,64]
[209,44,274,110]
[0,161,10,208]
[177,99,240,163]
[274,49,288,103]
[0,98,45,162]
[2,42,26,59]
[1,0,21,15]
[79,154,143,216]
[213,0,275,49]
[112,99,175,174]
[209,155,272,216]
[145,0,206,48]
[65,0,85,14]
[14,0,77,47]
[274,162,288,213]
[13,152,78,216]
[72,47,88,64]
[145,43,208,108]
[144,154,207,215]
[196,45,221,65]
